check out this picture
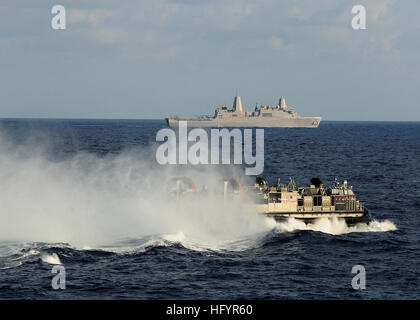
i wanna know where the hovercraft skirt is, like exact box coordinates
[264,209,371,225]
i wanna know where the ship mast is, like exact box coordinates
[279,96,286,109]
[233,95,243,113]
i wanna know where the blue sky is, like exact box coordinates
[0,0,419,120]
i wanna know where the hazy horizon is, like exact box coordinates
[1,117,419,123]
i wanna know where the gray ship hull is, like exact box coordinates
[167,117,321,128]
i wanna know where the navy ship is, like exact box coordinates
[166,95,321,128]
[250,177,371,225]
[168,176,371,225]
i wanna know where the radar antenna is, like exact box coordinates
[287,177,296,191]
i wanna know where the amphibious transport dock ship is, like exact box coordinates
[166,96,321,128]
[251,177,371,225]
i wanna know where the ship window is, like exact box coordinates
[269,194,280,203]
[262,113,272,117]
[297,198,304,206]
[313,196,322,206]
[335,203,345,210]
[232,114,238,117]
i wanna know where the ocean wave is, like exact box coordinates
[273,217,397,235]
[0,242,70,270]
[40,252,62,265]
[0,218,397,270]
[93,217,398,253]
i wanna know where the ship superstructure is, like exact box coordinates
[251,177,371,225]
[166,96,321,128]
[167,176,371,226]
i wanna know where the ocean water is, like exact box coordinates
[0,119,419,299]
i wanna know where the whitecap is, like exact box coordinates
[40,252,62,265]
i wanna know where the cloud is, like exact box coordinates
[283,1,402,60]
[159,3,180,26]
[193,0,258,31]
[90,28,125,44]
[355,0,401,58]
[368,32,401,59]
[68,9,115,26]
[268,37,294,52]
[366,0,397,26]
[65,3,180,59]
[288,7,305,21]
[0,0,409,64]
[152,47,177,61]
[287,0,338,21]
[336,0,398,27]
[316,26,352,42]
[383,33,400,54]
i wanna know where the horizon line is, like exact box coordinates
[0,117,419,123]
